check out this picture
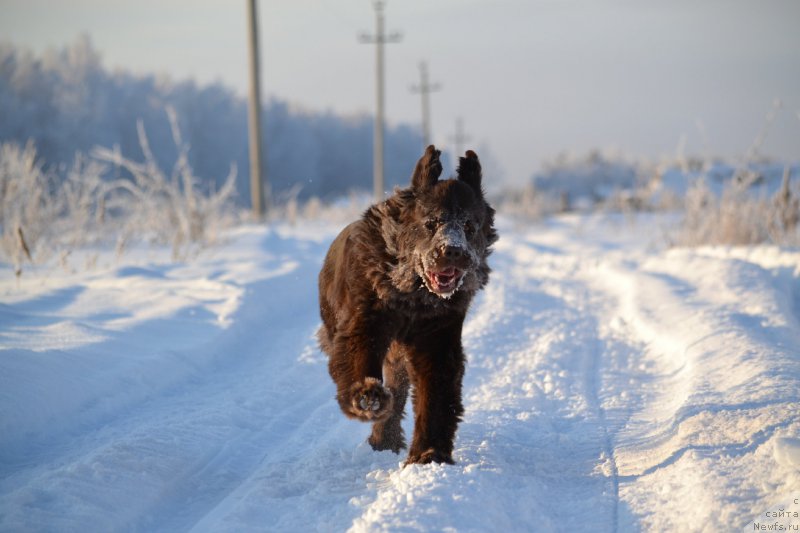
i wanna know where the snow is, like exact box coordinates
[1,213,798,532]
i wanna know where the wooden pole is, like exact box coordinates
[246,0,266,218]
[374,2,385,202]
[360,1,401,202]
[410,61,441,149]
[451,117,471,159]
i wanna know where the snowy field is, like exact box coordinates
[1,213,799,532]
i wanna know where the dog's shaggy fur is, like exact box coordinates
[318,145,497,465]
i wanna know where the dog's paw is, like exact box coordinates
[369,423,406,454]
[368,433,406,454]
[347,378,393,421]
[404,447,454,466]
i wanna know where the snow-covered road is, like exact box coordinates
[1,214,799,532]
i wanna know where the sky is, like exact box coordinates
[2,0,799,184]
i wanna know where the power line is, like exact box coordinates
[359,0,402,202]
[410,61,441,149]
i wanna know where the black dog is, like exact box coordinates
[318,145,497,465]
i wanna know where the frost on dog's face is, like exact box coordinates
[384,146,497,300]
[411,180,487,298]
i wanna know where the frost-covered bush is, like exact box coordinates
[92,109,238,259]
[497,151,659,217]
[0,142,62,272]
[531,151,646,210]
[269,188,372,227]
[493,184,567,219]
[0,110,239,272]
[674,167,799,246]
[671,99,800,246]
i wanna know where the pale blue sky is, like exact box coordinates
[2,0,799,183]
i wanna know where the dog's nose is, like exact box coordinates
[441,245,464,260]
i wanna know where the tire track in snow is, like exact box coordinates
[587,255,800,474]
[582,247,800,531]
[126,230,400,532]
[500,226,625,533]
[464,234,622,531]
[586,322,621,533]
[0,228,377,532]
[615,411,798,482]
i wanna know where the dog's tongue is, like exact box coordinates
[431,267,460,289]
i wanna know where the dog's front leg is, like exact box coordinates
[327,316,394,422]
[404,323,466,465]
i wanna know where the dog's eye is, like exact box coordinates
[464,221,475,238]
[424,219,438,232]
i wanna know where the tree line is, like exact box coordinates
[0,35,424,203]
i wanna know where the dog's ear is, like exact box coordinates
[457,150,482,194]
[411,145,442,191]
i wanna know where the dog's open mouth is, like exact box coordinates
[426,266,464,296]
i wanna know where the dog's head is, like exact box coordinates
[390,145,497,299]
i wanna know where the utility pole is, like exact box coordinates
[246,0,266,219]
[410,61,441,148]
[360,1,401,202]
[450,117,471,158]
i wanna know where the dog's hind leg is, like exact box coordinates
[369,341,409,453]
